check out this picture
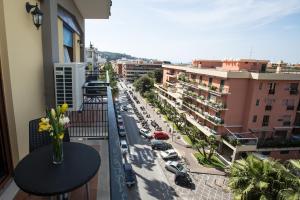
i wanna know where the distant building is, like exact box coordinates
[86,43,106,70]
[113,59,162,81]
[155,58,300,162]
[192,59,223,68]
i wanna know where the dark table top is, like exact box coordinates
[14,142,101,196]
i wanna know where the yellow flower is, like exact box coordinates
[38,123,51,132]
[38,118,51,132]
[58,133,64,140]
[61,103,68,114]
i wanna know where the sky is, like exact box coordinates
[85,0,300,63]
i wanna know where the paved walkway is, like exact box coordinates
[124,82,225,176]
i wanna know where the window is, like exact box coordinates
[259,82,263,90]
[256,99,260,106]
[208,77,213,86]
[261,64,267,72]
[252,115,257,123]
[262,115,269,126]
[63,25,74,62]
[199,76,202,83]
[220,80,225,92]
[284,99,295,111]
[265,99,273,111]
[290,83,298,95]
[268,82,276,95]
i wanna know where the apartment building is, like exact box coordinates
[155,59,300,162]
[113,59,162,82]
[86,43,107,70]
[0,0,124,199]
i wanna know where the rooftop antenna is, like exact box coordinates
[249,46,253,59]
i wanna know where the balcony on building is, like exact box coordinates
[222,127,258,152]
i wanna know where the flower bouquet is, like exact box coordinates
[38,103,70,164]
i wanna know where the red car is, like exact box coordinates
[153,131,169,140]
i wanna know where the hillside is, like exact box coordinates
[98,51,137,61]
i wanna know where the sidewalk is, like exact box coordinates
[131,86,226,176]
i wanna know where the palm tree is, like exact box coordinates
[194,139,208,159]
[229,155,299,200]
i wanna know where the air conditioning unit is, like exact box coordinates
[54,63,86,111]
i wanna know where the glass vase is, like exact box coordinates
[52,138,63,164]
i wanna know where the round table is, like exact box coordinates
[14,142,101,197]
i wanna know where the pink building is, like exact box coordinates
[192,59,222,68]
[156,59,300,162]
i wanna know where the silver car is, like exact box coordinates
[160,149,178,160]
[165,161,187,174]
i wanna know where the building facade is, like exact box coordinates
[0,0,111,198]
[114,59,162,82]
[155,59,300,162]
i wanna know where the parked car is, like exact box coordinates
[117,115,122,120]
[139,128,153,139]
[117,118,124,125]
[119,125,126,137]
[151,120,158,127]
[155,126,162,131]
[151,140,173,150]
[160,149,178,160]
[123,163,136,187]
[174,172,193,188]
[122,105,128,111]
[165,161,187,174]
[153,131,169,140]
[120,140,128,154]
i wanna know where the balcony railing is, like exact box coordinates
[183,91,227,111]
[223,128,258,147]
[106,87,128,200]
[182,101,224,125]
[257,138,300,149]
[166,72,176,77]
[166,80,177,85]
[179,80,229,95]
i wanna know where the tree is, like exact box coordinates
[154,69,163,83]
[144,90,156,104]
[193,135,217,160]
[229,155,300,200]
[207,135,218,160]
[133,75,154,95]
[194,140,208,159]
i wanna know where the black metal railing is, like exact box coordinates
[107,86,127,200]
[67,108,108,138]
[85,70,109,83]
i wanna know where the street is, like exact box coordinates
[118,83,177,200]
[118,81,232,200]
